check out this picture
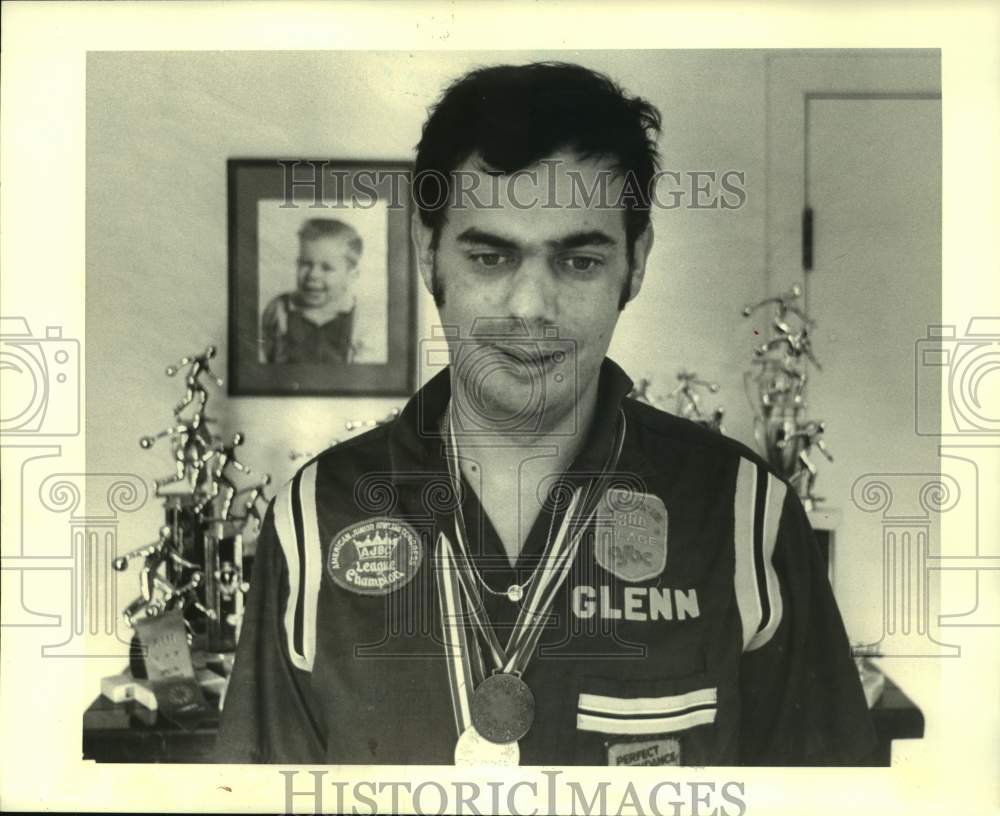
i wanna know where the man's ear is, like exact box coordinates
[411,213,436,296]
[626,223,655,303]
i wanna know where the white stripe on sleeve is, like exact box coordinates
[733,457,763,651]
[747,473,787,651]
[299,462,322,670]
[273,478,311,672]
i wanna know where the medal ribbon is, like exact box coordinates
[438,489,582,674]
[434,533,484,734]
[444,516,517,670]
[501,414,627,670]
[440,407,627,684]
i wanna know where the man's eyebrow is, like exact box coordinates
[454,228,618,252]
[547,230,618,251]
[455,228,520,251]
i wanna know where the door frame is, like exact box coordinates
[764,50,941,307]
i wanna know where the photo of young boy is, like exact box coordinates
[260,218,364,364]
[232,165,404,396]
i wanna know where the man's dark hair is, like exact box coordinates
[414,61,662,304]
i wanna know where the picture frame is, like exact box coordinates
[227,159,416,396]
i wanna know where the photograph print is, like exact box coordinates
[228,159,415,396]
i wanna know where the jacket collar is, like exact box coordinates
[387,357,634,483]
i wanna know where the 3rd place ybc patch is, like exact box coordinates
[326,518,423,596]
[593,487,668,582]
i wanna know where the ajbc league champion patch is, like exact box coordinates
[326,517,423,595]
[593,487,668,582]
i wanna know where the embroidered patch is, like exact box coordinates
[326,518,423,595]
[607,737,681,766]
[593,488,668,582]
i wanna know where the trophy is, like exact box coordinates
[116,347,271,694]
[629,372,726,433]
[743,284,832,509]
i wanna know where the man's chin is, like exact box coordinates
[453,379,574,435]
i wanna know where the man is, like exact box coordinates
[216,62,874,766]
[260,217,364,364]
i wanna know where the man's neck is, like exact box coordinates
[449,374,601,479]
[446,374,603,566]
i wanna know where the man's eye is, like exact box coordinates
[471,253,512,269]
[560,256,604,273]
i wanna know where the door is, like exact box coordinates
[765,52,944,765]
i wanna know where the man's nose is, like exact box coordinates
[505,262,555,324]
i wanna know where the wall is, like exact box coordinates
[86,50,772,651]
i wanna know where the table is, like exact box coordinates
[82,676,923,765]
[861,675,926,766]
[82,692,220,763]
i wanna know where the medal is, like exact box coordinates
[454,726,520,766]
[506,584,524,602]
[470,672,536,744]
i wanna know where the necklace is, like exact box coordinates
[468,505,558,602]
[444,407,562,604]
[476,573,534,603]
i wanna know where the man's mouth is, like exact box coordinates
[490,344,558,368]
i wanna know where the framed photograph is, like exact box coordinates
[228,159,415,396]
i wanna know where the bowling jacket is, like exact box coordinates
[215,358,875,765]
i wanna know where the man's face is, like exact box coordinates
[296,236,358,309]
[414,151,653,432]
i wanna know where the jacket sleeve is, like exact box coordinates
[213,501,326,763]
[737,480,876,765]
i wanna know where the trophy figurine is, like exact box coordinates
[166,345,225,417]
[344,407,401,433]
[291,408,402,461]
[628,373,725,433]
[114,526,203,626]
[627,377,655,405]
[141,414,214,496]
[231,476,272,534]
[666,370,726,433]
[195,432,251,520]
[778,419,834,510]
